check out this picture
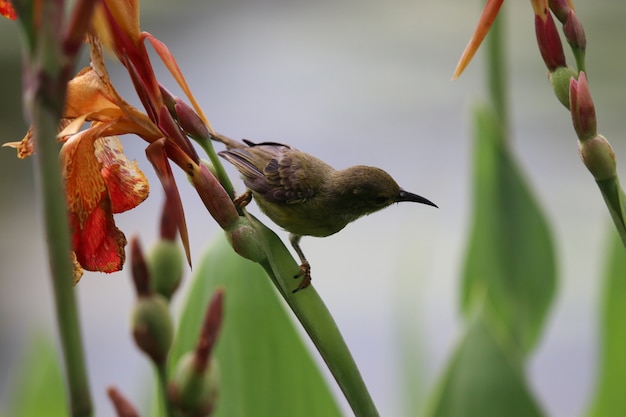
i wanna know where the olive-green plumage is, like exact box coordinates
[219,139,437,291]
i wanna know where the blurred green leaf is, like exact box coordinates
[167,233,342,417]
[462,105,557,355]
[587,230,626,417]
[424,314,545,417]
[11,334,68,417]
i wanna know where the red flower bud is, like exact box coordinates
[535,12,566,71]
[563,10,586,52]
[569,72,596,141]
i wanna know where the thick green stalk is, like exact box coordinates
[24,1,94,415]
[33,95,93,417]
[156,363,174,417]
[485,2,508,138]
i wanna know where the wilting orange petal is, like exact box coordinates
[0,0,17,20]
[452,0,504,80]
[145,34,213,133]
[95,136,149,213]
[62,130,108,223]
[72,252,84,284]
[65,67,121,119]
[3,128,35,158]
[62,129,148,273]
[70,196,127,272]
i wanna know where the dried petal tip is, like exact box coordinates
[570,72,597,141]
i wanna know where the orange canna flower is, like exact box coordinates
[0,0,17,20]
[5,0,236,280]
[4,37,156,278]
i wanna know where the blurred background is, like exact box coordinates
[1,0,626,416]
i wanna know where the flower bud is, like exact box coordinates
[535,12,566,71]
[549,66,577,108]
[569,72,597,141]
[131,294,173,364]
[107,386,140,417]
[147,240,184,300]
[548,0,571,23]
[175,98,210,142]
[168,353,219,417]
[190,163,240,230]
[563,10,586,52]
[226,218,267,263]
[579,134,616,181]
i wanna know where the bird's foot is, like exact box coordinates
[292,261,311,293]
[233,190,253,210]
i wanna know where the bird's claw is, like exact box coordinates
[233,190,253,210]
[292,261,311,293]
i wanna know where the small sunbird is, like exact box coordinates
[218,137,437,292]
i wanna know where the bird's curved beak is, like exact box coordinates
[397,189,438,208]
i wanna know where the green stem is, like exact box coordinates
[197,137,236,199]
[33,86,94,417]
[156,363,175,417]
[23,1,95,415]
[485,2,508,140]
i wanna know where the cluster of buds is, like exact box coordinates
[569,73,616,181]
[533,1,617,182]
[532,0,583,107]
[123,192,223,416]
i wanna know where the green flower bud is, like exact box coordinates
[147,240,184,301]
[168,353,220,417]
[549,66,578,108]
[226,218,266,263]
[579,134,616,181]
[131,294,173,364]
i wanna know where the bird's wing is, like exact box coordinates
[219,142,315,204]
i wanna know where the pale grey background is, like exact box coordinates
[1,1,626,416]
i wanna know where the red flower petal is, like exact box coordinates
[71,196,127,273]
[95,136,149,213]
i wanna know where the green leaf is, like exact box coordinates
[462,104,557,355]
[167,233,342,417]
[424,314,545,417]
[11,334,68,417]
[587,230,626,417]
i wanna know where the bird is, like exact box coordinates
[218,138,437,292]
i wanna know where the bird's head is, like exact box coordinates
[331,166,437,218]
